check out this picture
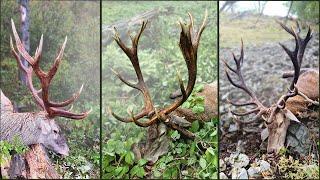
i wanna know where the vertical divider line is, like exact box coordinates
[217,1,220,179]
[99,0,102,179]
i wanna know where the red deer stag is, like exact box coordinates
[0,20,91,178]
[223,21,318,153]
[110,12,207,138]
[0,19,91,178]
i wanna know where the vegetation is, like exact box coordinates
[102,1,217,178]
[288,1,319,23]
[0,1,99,178]
[220,1,319,48]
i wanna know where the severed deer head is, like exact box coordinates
[0,20,91,156]
[223,21,319,153]
[109,12,208,139]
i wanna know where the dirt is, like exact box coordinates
[219,33,319,177]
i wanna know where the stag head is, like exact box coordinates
[109,11,208,138]
[10,19,91,155]
[224,21,313,153]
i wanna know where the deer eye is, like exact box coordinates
[53,130,58,134]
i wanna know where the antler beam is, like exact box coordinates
[10,19,91,119]
[110,11,207,138]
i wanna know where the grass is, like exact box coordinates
[220,13,318,48]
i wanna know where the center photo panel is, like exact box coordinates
[101,1,218,179]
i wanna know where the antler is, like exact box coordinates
[223,40,268,123]
[110,11,207,134]
[267,21,313,122]
[10,19,91,119]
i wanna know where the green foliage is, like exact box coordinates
[0,138,29,166]
[182,84,205,114]
[277,155,319,179]
[153,118,218,179]
[102,131,146,179]
[288,1,319,23]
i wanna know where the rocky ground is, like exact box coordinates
[219,33,319,179]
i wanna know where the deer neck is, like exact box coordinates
[0,111,47,145]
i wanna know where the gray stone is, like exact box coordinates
[228,123,238,132]
[286,123,311,155]
[259,160,271,172]
[234,153,249,168]
[247,166,260,178]
[219,172,228,180]
[231,167,248,179]
[220,159,226,171]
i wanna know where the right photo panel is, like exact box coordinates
[219,1,319,179]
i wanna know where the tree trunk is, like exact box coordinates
[18,0,30,85]
[6,145,61,179]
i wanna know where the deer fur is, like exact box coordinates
[285,69,319,115]
[0,90,69,156]
[172,81,218,122]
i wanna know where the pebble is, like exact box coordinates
[219,172,228,179]
[259,160,271,172]
[231,167,248,179]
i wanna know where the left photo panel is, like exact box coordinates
[0,1,100,179]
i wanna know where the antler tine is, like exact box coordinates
[10,36,45,109]
[51,107,92,120]
[47,84,84,107]
[34,34,43,61]
[111,21,155,126]
[224,40,267,120]
[266,21,313,123]
[144,10,207,125]
[163,11,206,111]
[11,20,90,119]
[278,21,313,89]
[47,36,67,82]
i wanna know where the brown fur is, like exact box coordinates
[286,69,319,115]
[173,81,218,122]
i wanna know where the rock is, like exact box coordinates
[220,159,226,171]
[231,167,248,179]
[219,172,228,179]
[286,123,311,155]
[259,160,270,172]
[228,123,238,132]
[230,153,249,168]
[247,166,260,178]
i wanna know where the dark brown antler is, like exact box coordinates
[10,19,91,119]
[223,40,268,123]
[110,11,207,136]
[267,21,313,122]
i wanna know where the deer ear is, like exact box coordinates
[282,108,301,123]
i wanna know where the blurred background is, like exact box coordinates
[102,1,217,179]
[0,1,100,178]
[219,1,319,179]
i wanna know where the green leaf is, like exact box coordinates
[194,84,204,92]
[153,170,162,177]
[210,129,217,137]
[190,120,200,132]
[125,152,134,165]
[138,159,148,166]
[171,130,180,140]
[199,157,207,169]
[192,105,205,114]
